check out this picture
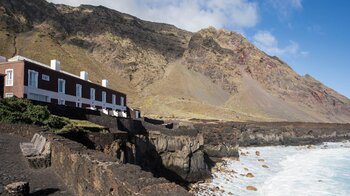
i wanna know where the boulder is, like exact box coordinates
[246,186,257,191]
[2,182,29,196]
[246,173,254,178]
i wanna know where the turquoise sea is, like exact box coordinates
[195,141,350,196]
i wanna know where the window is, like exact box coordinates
[102,91,106,103]
[5,69,13,86]
[58,79,65,94]
[112,94,116,105]
[5,93,13,98]
[58,99,65,105]
[28,70,38,88]
[42,74,50,81]
[90,88,95,100]
[28,93,48,102]
[76,84,82,97]
[120,97,125,106]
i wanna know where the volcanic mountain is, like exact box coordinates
[1,0,349,122]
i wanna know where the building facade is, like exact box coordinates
[128,107,141,119]
[0,56,127,117]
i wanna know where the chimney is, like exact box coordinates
[80,71,89,80]
[50,59,60,71]
[8,55,21,62]
[102,79,109,87]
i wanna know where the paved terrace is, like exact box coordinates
[0,133,72,195]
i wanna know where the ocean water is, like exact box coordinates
[194,141,350,196]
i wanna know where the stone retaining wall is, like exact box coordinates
[45,133,191,196]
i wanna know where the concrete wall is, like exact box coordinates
[117,118,146,134]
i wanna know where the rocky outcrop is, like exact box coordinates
[193,123,239,159]
[235,122,350,146]
[2,181,29,196]
[52,118,211,184]
[0,123,193,195]
[134,122,210,183]
[46,133,191,196]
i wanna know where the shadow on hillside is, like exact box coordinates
[31,188,60,196]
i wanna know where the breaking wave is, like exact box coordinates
[195,141,350,196]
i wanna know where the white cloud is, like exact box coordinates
[268,0,303,18]
[47,0,258,32]
[253,30,277,47]
[290,0,303,9]
[307,25,325,35]
[253,30,307,57]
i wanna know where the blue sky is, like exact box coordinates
[248,0,350,99]
[48,0,350,98]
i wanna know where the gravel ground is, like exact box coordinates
[0,133,72,195]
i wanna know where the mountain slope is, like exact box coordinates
[0,0,349,122]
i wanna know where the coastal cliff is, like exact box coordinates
[136,128,210,183]
[80,120,212,184]
[235,122,350,146]
[193,123,239,159]
[183,121,350,149]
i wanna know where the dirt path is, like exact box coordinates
[0,133,72,195]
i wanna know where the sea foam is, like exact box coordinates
[194,141,350,196]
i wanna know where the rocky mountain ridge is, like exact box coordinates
[0,0,349,122]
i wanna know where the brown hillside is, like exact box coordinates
[0,0,349,122]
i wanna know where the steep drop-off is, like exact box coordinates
[0,0,349,122]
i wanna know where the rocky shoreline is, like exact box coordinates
[234,121,350,146]
[191,140,350,195]
[1,119,350,195]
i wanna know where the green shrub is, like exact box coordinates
[24,104,50,126]
[52,123,87,134]
[45,115,67,129]
[0,97,90,134]
[0,97,57,127]
[0,98,37,124]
